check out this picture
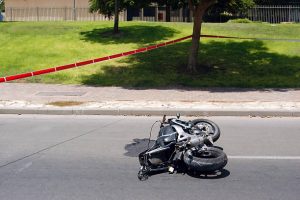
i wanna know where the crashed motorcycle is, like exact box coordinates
[138,115,228,180]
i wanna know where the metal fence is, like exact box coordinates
[5,7,125,22]
[132,16,185,22]
[4,5,300,23]
[130,7,190,22]
[248,5,300,23]
[124,5,300,23]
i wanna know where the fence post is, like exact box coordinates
[73,8,76,21]
[73,0,76,21]
[37,7,39,21]
[140,8,144,21]
[289,5,291,22]
[155,6,158,21]
[10,7,12,21]
[124,9,127,21]
[188,10,192,22]
[63,7,66,21]
[179,8,183,22]
[254,6,257,21]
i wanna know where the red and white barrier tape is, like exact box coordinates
[0,35,192,83]
[1,34,298,83]
[202,35,300,42]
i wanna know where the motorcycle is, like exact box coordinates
[138,114,228,180]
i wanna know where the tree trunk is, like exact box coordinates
[187,0,217,72]
[114,0,119,34]
[187,6,204,72]
[166,4,171,22]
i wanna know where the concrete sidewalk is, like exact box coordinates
[1,83,300,116]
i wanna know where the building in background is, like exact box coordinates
[6,0,89,8]
[4,0,126,21]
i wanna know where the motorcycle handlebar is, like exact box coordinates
[162,115,166,123]
[160,116,192,129]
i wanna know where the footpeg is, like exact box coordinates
[168,166,175,174]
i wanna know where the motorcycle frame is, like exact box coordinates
[139,118,206,173]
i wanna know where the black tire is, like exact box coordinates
[183,147,228,173]
[191,119,220,142]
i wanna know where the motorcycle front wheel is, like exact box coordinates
[191,119,220,142]
[183,147,227,173]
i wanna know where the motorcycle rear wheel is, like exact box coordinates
[191,119,220,142]
[183,147,227,173]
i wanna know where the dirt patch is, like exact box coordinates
[47,101,85,107]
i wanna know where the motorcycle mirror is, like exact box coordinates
[176,113,180,119]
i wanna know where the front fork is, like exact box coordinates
[138,150,183,181]
[138,165,170,181]
[138,166,150,181]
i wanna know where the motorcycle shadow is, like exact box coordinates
[145,168,230,180]
[185,169,230,179]
[124,138,155,157]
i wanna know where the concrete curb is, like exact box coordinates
[1,108,300,117]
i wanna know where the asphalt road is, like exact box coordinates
[0,115,299,200]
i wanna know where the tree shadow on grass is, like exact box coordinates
[80,25,179,45]
[81,40,300,90]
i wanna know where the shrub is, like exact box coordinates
[0,0,4,12]
[228,18,253,23]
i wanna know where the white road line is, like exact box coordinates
[228,156,300,160]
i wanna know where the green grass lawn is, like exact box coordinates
[0,21,299,88]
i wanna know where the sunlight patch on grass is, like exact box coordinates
[0,21,299,88]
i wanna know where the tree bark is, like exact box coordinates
[187,0,217,72]
[114,0,119,34]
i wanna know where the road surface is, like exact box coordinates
[0,115,299,200]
